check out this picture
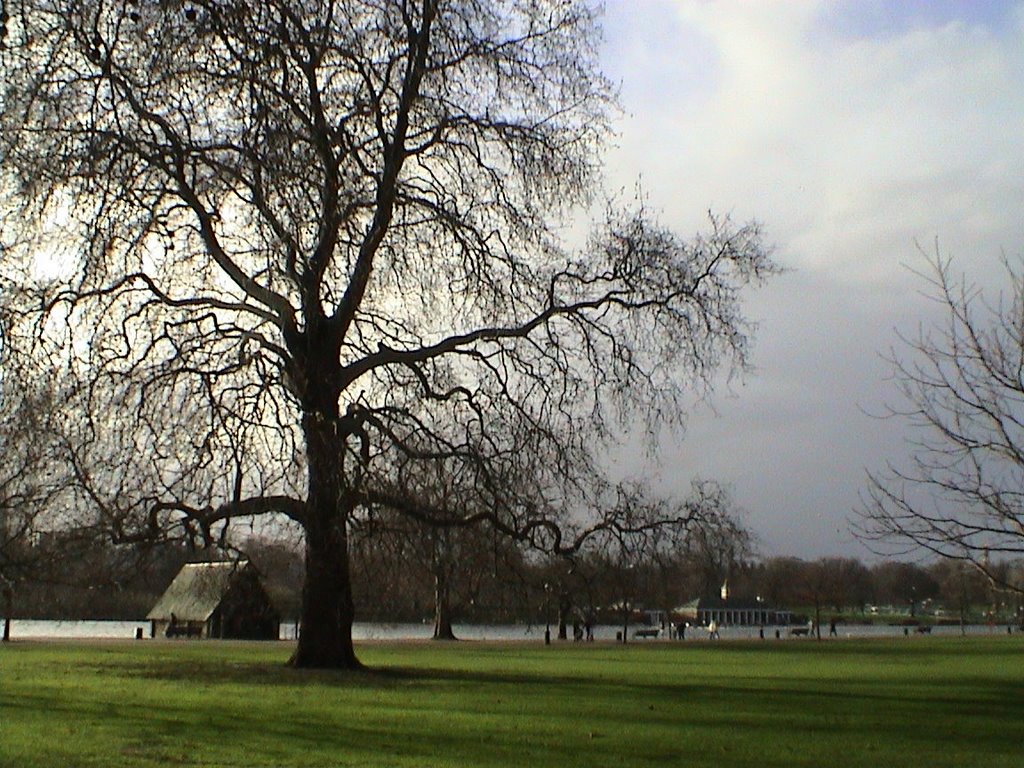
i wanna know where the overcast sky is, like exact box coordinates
[596,0,1024,559]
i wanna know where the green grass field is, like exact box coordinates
[1,637,1021,767]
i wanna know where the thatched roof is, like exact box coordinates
[147,561,250,622]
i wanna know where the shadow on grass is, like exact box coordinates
[5,639,1024,767]
[6,663,1023,768]
[65,634,1019,700]
[82,643,1024,728]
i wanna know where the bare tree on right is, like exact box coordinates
[857,252,1024,594]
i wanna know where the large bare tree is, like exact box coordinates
[1,0,774,667]
[858,253,1024,595]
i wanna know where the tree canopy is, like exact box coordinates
[1,0,775,667]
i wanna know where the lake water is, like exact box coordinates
[5,619,1016,642]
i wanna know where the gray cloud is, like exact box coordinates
[599,0,1024,557]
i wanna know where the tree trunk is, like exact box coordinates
[290,414,361,669]
[432,568,457,641]
[290,516,359,668]
[557,592,569,641]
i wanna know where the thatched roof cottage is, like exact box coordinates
[147,560,280,640]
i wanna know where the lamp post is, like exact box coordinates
[544,582,551,646]
[621,563,635,645]
[1,578,12,643]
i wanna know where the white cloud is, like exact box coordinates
[604,1,1024,270]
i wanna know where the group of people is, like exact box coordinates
[566,616,847,642]
[571,617,595,642]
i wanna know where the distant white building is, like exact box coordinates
[676,596,793,627]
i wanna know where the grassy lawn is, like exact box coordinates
[1,636,1021,767]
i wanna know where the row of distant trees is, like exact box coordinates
[9,521,1022,635]
[0,478,745,627]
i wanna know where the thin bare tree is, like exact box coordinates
[858,252,1024,595]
